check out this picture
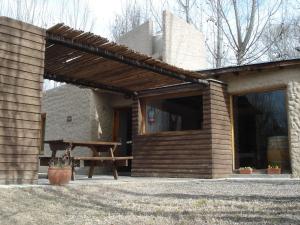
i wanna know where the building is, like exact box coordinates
[42,11,206,163]
[0,16,300,184]
[118,11,207,70]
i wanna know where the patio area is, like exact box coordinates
[0,176,299,225]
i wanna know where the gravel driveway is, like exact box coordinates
[0,177,299,225]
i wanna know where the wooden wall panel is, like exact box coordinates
[131,81,233,179]
[0,17,45,184]
[131,86,214,178]
[208,82,233,178]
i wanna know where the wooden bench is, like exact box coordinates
[44,140,133,180]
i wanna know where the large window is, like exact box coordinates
[145,95,203,133]
[235,89,289,170]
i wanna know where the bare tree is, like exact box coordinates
[0,0,96,90]
[218,0,282,65]
[263,0,300,60]
[175,0,197,24]
[54,0,95,31]
[110,0,144,41]
[205,0,225,68]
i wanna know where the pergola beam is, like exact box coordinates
[44,72,136,96]
[46,33,209,86]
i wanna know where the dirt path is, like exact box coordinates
[0,178,299,225]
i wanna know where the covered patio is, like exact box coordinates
[0,17,232,184]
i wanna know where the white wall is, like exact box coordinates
[118,21,153,56]
[117,11,207,70]
[220,67,300,94]
[162,11,207,70]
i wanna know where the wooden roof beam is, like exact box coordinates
[44,72,136,97]
[46,33,209,86]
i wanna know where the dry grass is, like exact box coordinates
[0,178,299,225]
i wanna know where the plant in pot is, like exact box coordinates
[48,149,72,185]
[267,163,281,174]
[239,167,253,174]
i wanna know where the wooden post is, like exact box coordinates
[229,95,235,170]
[112,162,118,180]
[88,146,99,178]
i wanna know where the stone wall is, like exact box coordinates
[287,82,300,177]
[42,86,132,156]
[42,85,94,156]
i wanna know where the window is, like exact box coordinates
[145,95,203,133]
[235,89,289,169]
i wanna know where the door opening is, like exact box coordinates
[113,107,132,173]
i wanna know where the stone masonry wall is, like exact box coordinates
[42,84,94,156]
[287,82,300,177]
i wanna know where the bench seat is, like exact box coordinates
[73,156,133,161]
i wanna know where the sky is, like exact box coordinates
[86,0,123,38]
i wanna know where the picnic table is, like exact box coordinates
[44,139,133,180]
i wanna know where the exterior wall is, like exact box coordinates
[42,86,133,159]
[207,82,232,178]
[220,67,300,94]
[42,85,94,156]
[162,11,207,70]
[90,92,114,142]
[0,17,45,184]
[117,11,207,70]
[118,21,153,56]
[287,82,300,177]
[218,67,300,177]
[131,81,231,178]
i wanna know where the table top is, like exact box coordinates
[45,139,121,146]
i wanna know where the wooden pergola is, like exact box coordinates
[45,23,208,96]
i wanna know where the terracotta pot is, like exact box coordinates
[239,169,252,174]
[48,167,72,185]
[267,168,281,174]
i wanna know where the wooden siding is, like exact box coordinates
[0,17,45,184]
[207,82,233,178]
[131,81,232,178]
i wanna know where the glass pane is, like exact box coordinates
[145,95,203,133]
[235,89,289,170]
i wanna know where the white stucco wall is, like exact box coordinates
[118,21,153,56]
[117,11,207,70]
[220,67,300,94]
[162,11,207,70]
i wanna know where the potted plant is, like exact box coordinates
[48,149,72,185]
[267,163,281,174]
[239,167,253,174]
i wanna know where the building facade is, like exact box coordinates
[1,17,300,185]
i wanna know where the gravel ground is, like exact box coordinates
[0,177,299,225]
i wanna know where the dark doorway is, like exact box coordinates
[234,90,290,171]
[113,107,132,173]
